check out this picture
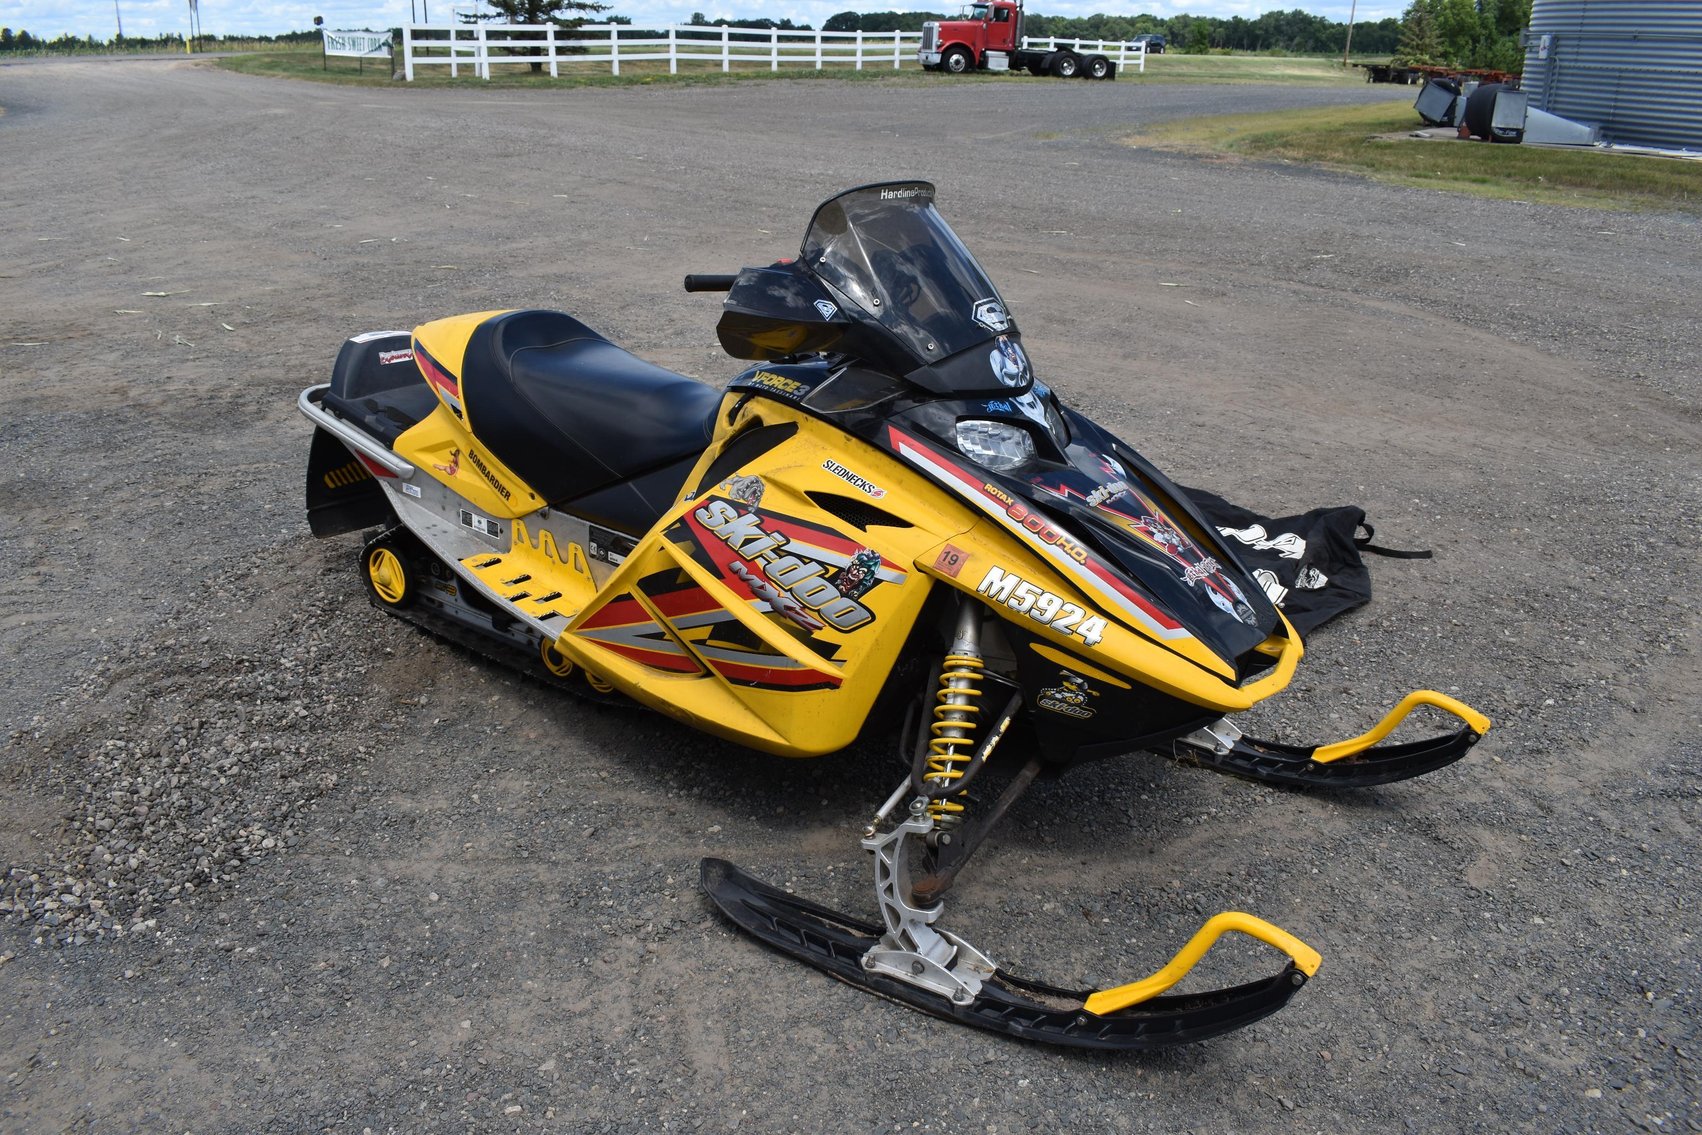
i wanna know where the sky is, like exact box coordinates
[3,0,1406,41]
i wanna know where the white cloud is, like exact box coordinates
[4,0,1406,41]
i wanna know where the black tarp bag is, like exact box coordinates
[1183,487,1431,637]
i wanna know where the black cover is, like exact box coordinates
[460,310,721,505]
[326,331,438,446]
[1182,488,1429,636]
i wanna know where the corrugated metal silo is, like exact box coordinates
[1522,0,1702,150]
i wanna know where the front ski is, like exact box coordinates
[1169,690,1491,789]
[701,858,1315,1052]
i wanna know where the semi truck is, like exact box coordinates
[917,0,1119,80]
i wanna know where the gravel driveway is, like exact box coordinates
[1,58,1696,1133]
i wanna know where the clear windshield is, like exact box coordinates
[801,182,1008,370]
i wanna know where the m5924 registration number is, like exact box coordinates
[975,567,1107,647]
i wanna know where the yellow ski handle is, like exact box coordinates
[1083,911,1322,1016]
[1311,690,1492,764]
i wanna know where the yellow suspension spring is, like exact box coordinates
[924,652,985,825]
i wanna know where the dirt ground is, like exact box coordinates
[1,58,1697,1134]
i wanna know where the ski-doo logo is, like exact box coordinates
[821,459,886,499]
[467,449,511,502]
[1037,672,1098,719]
[693,499,877,633]
[1085,480,1129,508]
[975,567,1107,647]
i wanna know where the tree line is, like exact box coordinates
[815,2,1529,63]
[820,8,1405,54]
[0,28,320,53]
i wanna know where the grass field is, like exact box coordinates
[1128,101,1702,213]
[1134,52,1365,85]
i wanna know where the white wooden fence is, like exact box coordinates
[400,24,1143,80]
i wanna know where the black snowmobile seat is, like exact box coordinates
[459,309,721,505]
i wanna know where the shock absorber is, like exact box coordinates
[922,604,985,828]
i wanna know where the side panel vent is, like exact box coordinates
[805,491,915,531]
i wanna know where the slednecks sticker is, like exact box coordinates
[681,477,903,634]
[821,459,887,499]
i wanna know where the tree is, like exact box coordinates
[1394,0,1443,65]
[1433,0,1482,62]
[823,11,861,32]
[1394,0,1527,70]
[465,0,610,71]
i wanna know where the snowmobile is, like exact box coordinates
[300,181,1490,1050]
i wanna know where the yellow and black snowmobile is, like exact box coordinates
[300,182,1490,1050]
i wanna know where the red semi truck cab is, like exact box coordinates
[918,0,1023,73]
[917,0,1117,79]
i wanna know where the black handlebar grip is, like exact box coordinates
[677,275,738,292]
[683,274,738,293]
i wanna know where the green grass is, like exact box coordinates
[1128,52,1364,86]
[1128,101,1702,213]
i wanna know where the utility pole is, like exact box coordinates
[114,0,123,39]
[1342,0,1357,67]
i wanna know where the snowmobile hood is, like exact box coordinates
[883,413,1280,674]
[1019,408,1280,667]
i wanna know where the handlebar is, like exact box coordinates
[683,274,738,293]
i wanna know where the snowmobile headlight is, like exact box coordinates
[955,419,1035,472]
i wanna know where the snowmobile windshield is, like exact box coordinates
[801,182,1008,375]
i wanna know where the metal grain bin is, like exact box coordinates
[1523,0,1702,150]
